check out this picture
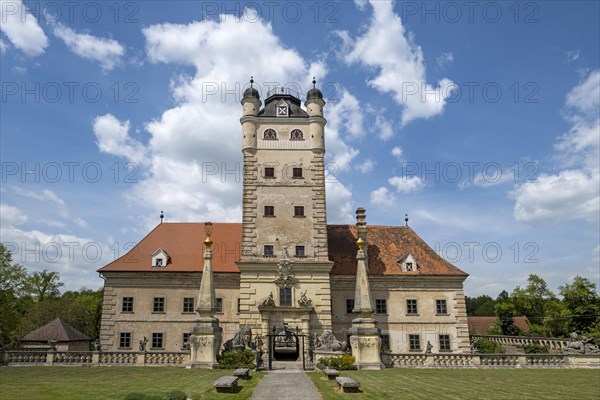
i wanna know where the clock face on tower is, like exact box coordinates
[277,105,288,116]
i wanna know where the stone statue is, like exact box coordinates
[224,326,254,351]
[426,341,433,354]
[258,292,275,307]
[316,330,345,352]
[298,290,313,307]
[139,336,148,351]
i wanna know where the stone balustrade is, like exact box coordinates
[471,335,570,352]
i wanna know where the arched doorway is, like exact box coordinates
[271,327,299,361]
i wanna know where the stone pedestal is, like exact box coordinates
[348,317,384,370]
[187,316,222,369]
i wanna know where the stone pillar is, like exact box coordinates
[348,235,384,370]
[187,224,223,369]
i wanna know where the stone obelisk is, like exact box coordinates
[348,212,384,370]
[187,222,222,369]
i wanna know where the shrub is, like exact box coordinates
[217,348,255,369]
[473,338,504,354]
[523,343,549,354]
[318,355,357,370]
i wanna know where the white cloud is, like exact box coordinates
[436,52,454,69]
[370,186,395,208]
[391,146,403,160]
[388,175,425,193]
[356,159,375,173]
[344,0,454,126]
[52,23,125,71]
[0,0,48,56]
[513,70,600,224]
[93,114,147,165]
[0,203,28,225]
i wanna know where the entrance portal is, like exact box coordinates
[272,327,299,361]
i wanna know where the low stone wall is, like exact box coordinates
[382,353,600,368]
[2,349,189,367]
[471,335,570,352]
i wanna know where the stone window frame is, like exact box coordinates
[408,334,421,351]
[345,298,355,314]
[279,286,292,307]
[153,297,165,313]
[375,299,388,314]
[119,332,132,349]
[263,245,275,257]
[121,296,134,313]
[182,297,195,313]
[263,128,277,140]
[290,129,304,140]
[264,205,275,217]
[439,334,451,351]
[293,206,305,217]
[435,299,449,315]
[264,167,275,178]
[151,332,164,350]
[406,299,419,315]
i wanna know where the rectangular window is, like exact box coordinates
[439,334,451,351]
[122,297,134,313]
[345,299,355,314]
[295,245,305,257]
[153,297,165,313]
[375,299,387,314]
[151,333,164,349]
[409,334,420,351]
[406,299,418,315]
[264,167,275,178]
[294,206,304,217]
[292,167,303,178]
[436,299,448,315]
[182,333,191,350]
[264,205,275,216]
[215,298,223,313]
[264,245,274,257]
[380,334,390,351]
[280,287,292,306]
[119,332,131,349]
[183,297,195,313]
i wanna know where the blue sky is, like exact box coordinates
[1,0,598,296]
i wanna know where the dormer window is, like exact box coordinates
[290,129,303,140]
[264,129,277,140]
[398,253,419,272]
[151,248,170,268]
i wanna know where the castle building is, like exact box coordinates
[98,80,470,358]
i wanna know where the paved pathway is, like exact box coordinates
[250,361,322,400]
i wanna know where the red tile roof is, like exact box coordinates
[98,222,467,277]
[467,316,531,335]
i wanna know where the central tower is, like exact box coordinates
[236,78,333,341]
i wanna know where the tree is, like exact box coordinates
[559,276,600,334]
[0,243,29,346]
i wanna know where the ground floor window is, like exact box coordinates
[409,334,420,351]
[152,333,164,349]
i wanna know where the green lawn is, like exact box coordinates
[0,367,265,400]
[308,369,600,400]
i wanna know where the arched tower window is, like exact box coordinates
[264,129,277,140]
[290,129,303,140]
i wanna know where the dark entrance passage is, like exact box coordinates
[266,326,308,369]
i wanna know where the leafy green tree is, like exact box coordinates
[559,276,600,334]
[0,243,29,346]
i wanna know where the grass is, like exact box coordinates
[0,366,265,400]
[308,368,600,400]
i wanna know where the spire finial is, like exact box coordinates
[312,77,316,88]
[160,211,164,223]
[405,214,409,227]
[250,76,254,87]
